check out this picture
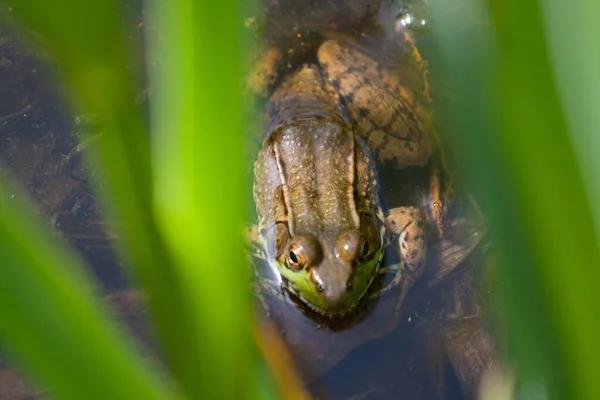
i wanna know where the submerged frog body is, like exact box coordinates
[253,39,434,315]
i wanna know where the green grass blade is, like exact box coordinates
[146,1,253,398]
[541,1,600,237]
[6,1,256,398]
[429,0,600,397]
[0,181,178,400]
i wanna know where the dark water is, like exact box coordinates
[0,1,496,399]
[0,3,148,398]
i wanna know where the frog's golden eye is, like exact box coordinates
[286,234,322,271]
[287,244,306,270]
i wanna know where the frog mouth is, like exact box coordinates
[283,250,384,319]
[282,278,383,331]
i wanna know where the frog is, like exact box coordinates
[250,30,449,318]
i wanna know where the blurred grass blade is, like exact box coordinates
[0,181,177,400]
[541,1,600,236]
[7,0,257,398]
[147,1,255,397]
[429,0,600,397]
[4,0,176,349]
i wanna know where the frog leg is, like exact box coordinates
[371,262,403,298]
[372,206,427,314]
[317,39,434,168]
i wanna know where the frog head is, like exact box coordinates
[261,211,385,315]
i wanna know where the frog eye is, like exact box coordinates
[286,234,322,271]
[336,231,360,261]
[287,244,306,270]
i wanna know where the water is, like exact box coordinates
[0,1,496,399]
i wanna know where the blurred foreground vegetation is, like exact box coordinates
[0,0,599,399]
[0,1,261,399]
[429,0,600,398]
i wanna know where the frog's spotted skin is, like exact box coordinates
[253,39,431,316]
[318,40,434,168]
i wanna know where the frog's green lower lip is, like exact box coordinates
[286,274,378,318]
[282,252,383,317]
[286,286,356,316]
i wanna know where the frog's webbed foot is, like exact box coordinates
[372,206,427,314]
[317,39,434,168]
[371,262,402,297]
[386,206,427,273]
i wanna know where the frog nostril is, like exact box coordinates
[310,269,326,292]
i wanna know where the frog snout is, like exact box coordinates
[312,264,352,312]
[321,284,349,311]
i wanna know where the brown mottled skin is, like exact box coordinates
[317,40,434,167]
[253,40,433,314]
